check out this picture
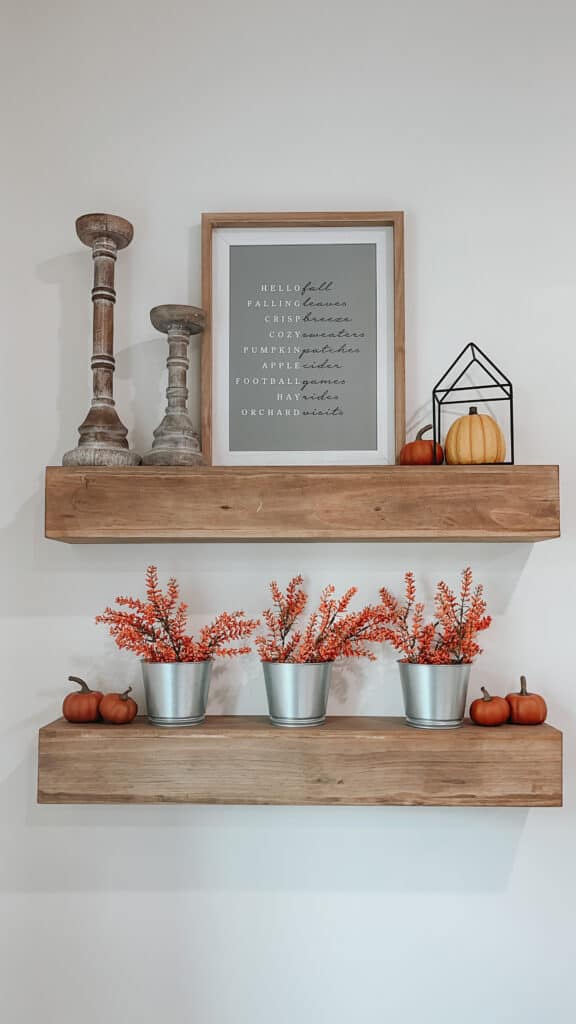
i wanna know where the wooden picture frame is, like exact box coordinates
[201,211,405,465]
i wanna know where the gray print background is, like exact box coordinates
[228,243,378,451]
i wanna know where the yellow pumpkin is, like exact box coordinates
[445,406,506,465]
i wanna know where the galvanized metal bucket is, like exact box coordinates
[262,662,333,727]
[398,662,471,729]
[141,661,212,726]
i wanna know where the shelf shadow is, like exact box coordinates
[0,743,533,895]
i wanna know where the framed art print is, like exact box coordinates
[201,212,405,465]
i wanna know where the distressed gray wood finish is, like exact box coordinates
[143,305,206,465]
[63,213,141,467]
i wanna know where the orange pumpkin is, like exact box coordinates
[63,676,103,723]
[399,424,444,465]
[506,676,547,725]
[99,687,138,725]
[470,686,510,726]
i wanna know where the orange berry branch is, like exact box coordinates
[378,567,491,664]
[96,566,259,662]
[255,575,391,663]
[96,567,490,667]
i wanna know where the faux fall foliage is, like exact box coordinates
[255,575,391,663]
[95,565,491,668]
[378,567,491,665]
[96,566,259,662]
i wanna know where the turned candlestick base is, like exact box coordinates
[63,445,142,468]
[63,212,141,467]
[143,304,205,466]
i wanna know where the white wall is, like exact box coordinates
[1,1,575,1020]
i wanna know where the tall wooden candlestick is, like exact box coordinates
[143,304,206,465]
[63,213,141,466]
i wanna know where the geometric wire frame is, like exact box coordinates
[432,342,514,464]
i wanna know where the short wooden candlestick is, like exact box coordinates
[63,213,141,467]
[143,304,206,466]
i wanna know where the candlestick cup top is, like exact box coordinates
[75,213,134,250]
[150,304,206,336]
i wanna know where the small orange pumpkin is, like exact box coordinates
[506,675,547,725]
[470,686,510,726]
[63,676,103,723]
[399,424,444,465]
[99,687,138,725]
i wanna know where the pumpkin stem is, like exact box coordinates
[120,687,133,701]
[415,424,433,442]
[469,406,478,415]
[481,686,492,701]
[519,675,528,695]
[68,675,92,694]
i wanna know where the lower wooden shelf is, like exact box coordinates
[37,716,562,807]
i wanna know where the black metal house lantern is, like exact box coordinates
[432,343,514,464]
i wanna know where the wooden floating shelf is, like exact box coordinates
[45,464,560,542]
[37,716,562,807]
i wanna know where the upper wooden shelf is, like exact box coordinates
[45,465,560,543]
[37,715,562,806]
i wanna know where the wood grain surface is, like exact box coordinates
[37,716,563,806]
[45,464,560,542]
